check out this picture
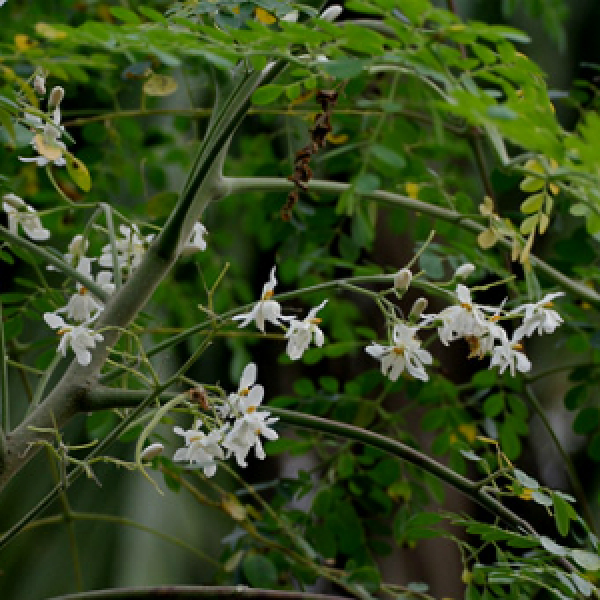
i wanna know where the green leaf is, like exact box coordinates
[487,105,517,120]
[337,453,355,478]
[109,6,141,24]
[483,392,504,417]
[86,411,118,440]
[371,144,406,168]
[520,176,545,193]
[347,566,381,593]
[252,84,284,105]
[65,153,92,192]
[242,553,278,588]
[573,407,599,434]
[520,213,539,235]
[513,468,539,490]
[353,173,380,193]
[322,59,367,79]
[138,6,168,24]
[520,192,545,214]
[552,493,571,537]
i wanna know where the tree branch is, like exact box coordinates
[82,387,535,536]
[49,587,350,600]
[222,176,600,308]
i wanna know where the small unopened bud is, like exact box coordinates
[189,386,210,410]
[409,297,428,320]
[48,86,65,109]
[140,443,164,461]
[2,193,25,211]
[33,74,46,95]
[320,5,342,22]
[454,263,475,280]
[393,268,412,291]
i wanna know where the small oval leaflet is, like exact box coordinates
[143,74,178,97]
[66,152,91,192]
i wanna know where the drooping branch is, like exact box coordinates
[82,387,536,537]
[222,176,600,308]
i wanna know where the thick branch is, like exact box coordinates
[49,587,349,600]
[0,65,287,492]
[222,177,600,308]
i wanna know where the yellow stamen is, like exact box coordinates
[246,405,256,413]
[239,388,249,397]
[460,303,472,311]
[392,346,405,356]
[513,343,524,351]
[309,317,322,325]
[262,290,274,300]
[79,286,87,295]
[543,302,553,308]
[490,315,501,322]
[190,435,202,443]
[57,328,69,336]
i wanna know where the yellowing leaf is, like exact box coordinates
[35,23,67,40]
[520,213,539,235]
[477,435,498,446]
[477,228,498,249]
[290,90,315,106]
[255,7,276,24]
[34,134,62,161]
[405,182,419,199]
[65,152,91,192]
[143,74,178,97]
[15,34,36,52]
[520,231,535,264]
[519,488,534,500]
[549,182,560,195]
[524,158,543,174]
[539,212,550,234]
[520,192,544,214]
[458,424,477,443]
[326,133,348,144]
[520,176,544,193]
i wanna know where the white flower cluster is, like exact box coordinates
[173,363,278,476]
[366,270,564,383]
[232,265,327,361]
[40,221,207,367]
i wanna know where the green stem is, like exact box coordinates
[81,387,535,536]
[0,225,109,302]
[222,176,600,308]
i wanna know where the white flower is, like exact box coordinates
[365,323,433,382]
[512,292,565,339]
[173,420,225,477]
[19,104,67,167]
[2,193,50,241]
[454,263,475,279]
[43,312,103,366]
[55,257,109,322]
[285,300,327,360]
[426,284,494,346]
[321,5,342,21]
[490,331,531,376]
[221,384,278,468]
[232,266,285,332]
[65,234,89,266]
[181,222,207,256]
[98,224,154,273]
[33,74,46,95]
[223,362,258,417]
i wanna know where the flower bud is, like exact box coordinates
[33,74,46,95]
[409,297,428,320]
[281,10,298,22]
[48,86,65,109]
[320,5,342,21]
[140,443,164,461]
[454,263,475,280]
[393,268,412,291]
[2,193,25,211]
